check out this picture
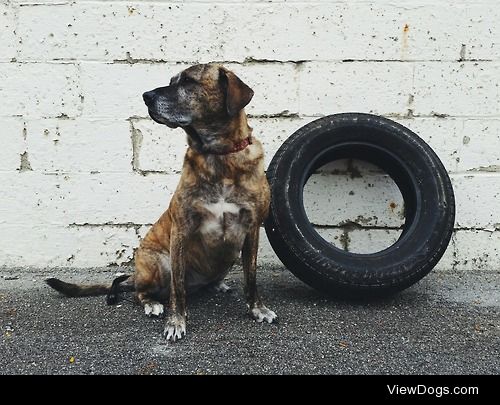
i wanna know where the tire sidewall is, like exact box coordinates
[266,113,455,295]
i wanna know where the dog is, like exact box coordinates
[46,63,277,342]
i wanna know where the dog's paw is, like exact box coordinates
[251,306,278,324]
[144,302,164,317]
[213,281,232,293]
[163,314,186,342]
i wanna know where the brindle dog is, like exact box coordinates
[46,64,277,342]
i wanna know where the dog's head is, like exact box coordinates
[142,64,254,129]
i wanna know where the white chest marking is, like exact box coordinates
[205,198,240,217]
[200,198,240,236]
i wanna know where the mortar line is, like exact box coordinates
[1,59,498,65]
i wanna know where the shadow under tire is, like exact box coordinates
[264,113,455,297]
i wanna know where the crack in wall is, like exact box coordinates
[68,222,152,231]
[243,57,308,65]
[129,120,143,173]
[247,111,300,119]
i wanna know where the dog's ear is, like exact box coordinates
[219,68,254,117]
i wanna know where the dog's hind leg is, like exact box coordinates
[134,248,171,318]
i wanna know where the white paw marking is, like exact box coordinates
[214,281,231,293]
[144,303,164,317]
[163,315,186,342]
[251,306,277,324]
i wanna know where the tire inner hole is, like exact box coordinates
[303,158,405,254]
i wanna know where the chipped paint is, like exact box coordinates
[459,44,467,62]
[129,121,143,173]
[467,165,500,172]
[339,230,351,252]
[18,152,33,172]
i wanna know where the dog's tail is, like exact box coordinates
[45,274,135,304]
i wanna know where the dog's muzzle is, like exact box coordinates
[142,91,155,107]
[143,90,180,128]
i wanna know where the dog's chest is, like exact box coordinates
[200,199,242,239]
[198,187,249,246]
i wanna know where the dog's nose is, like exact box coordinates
[142,91,155,106]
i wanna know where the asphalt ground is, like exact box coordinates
[0,266,498,375]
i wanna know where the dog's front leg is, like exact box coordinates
[242,226,277,323]
[163,225,187,342]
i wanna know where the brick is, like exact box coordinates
[0,223,139,267]
[452,174,500,229]
[299,62,413,116]
[0,62,81,118]
[252,117,306,148]
[304,171,405,227]
[0,172,180,226]
[400,4,500,62]
[217,3,396,62]
[0,3,17,62]
[252,117,308,168]
[454,230,500,271]
[393,118,463,172]
[79,62,187,119]
[131,118,187,173]
[0,118,26,171]
[226,63,299,116]
[26,119,133,172]
[413,62,500,117]
[17,2,219,62]
[457,119,500,172]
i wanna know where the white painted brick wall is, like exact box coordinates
[0,118,25,171]
[413,62,500,117]
[25,119,133,172]
[0,63,81,117]
[299,62,414,116]
[1,0,499,271]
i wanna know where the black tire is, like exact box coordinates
[265,113,455,297]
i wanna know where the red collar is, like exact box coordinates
[212,136,253,155]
